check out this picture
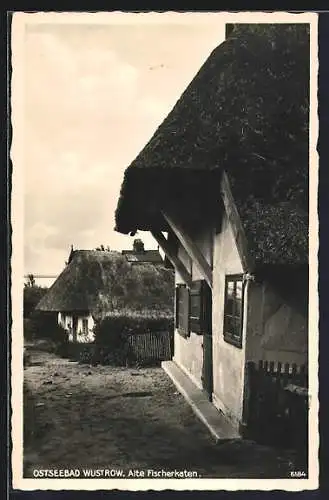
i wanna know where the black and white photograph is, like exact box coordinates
[10,11,319,491]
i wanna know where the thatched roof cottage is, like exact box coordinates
[114,24,309,438]
[36,249,174,343]
[36,250,123,342]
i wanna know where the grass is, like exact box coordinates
[23,346,304,479]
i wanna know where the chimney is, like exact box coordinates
[133,238,145,253]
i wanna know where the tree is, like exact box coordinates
[95,245,111,251]
[23,285,48,318]
[25,274,36,288]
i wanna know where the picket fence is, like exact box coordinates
[127,330,173,362]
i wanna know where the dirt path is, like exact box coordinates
[24,348,301,479]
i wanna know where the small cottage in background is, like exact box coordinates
[35,249,120,343]
[122,238,163,266]
[114,24,310,441]
[36,247,174,344]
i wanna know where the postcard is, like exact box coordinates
[10,10,319,491]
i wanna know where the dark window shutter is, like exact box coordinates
[189,280,212,335]
[176,284,190,338]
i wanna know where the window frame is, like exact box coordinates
[223,274,245,348]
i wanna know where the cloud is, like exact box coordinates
[23,17,225,274]
[26,221,58,249]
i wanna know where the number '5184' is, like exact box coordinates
[290,471,307,478]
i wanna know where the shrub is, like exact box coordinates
[24,318,35,341]
[67,343,133,367]
[55,339,71,358]
[32,339,59,353]
[93,345,133,367]
[24,310,68,345]
[24,285,48,318]
[94,310,174,346]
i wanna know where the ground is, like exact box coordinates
[23,344,305,479]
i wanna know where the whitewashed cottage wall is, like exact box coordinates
[212,212,247,429]
[58,312,95,343]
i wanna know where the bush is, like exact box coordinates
[92,345,132,367]
[24,310,68,345]
[24,285,48,318]
[61,343,132,367]
[55,339,71,358]
[32,339,59,353]
[24,318,35,341]
[92,315,131,366]
[94,310,174,346]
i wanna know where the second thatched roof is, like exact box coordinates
[36,251,122,313]
[36,250,174,315]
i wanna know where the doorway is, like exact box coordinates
[201,283,213,401]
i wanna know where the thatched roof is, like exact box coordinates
[36,250,174,315]
[36,251,122,313]
[114,24,309,267]
[122,249,163,264]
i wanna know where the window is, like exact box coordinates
[223,275,244,348]
[175,284,190,338]
[82,319,88,335]
[189,280,212,335]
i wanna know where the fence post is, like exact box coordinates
[241,361,254,438]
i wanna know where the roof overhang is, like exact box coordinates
[115,167,222,235]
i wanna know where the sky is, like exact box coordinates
[22,12,225,285]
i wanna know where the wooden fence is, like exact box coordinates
[243,360,308,452]
[127,331,173,363]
